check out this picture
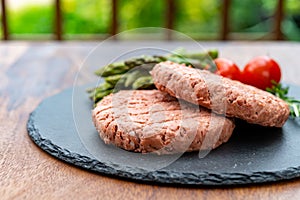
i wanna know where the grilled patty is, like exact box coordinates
[92,90,235,154]
[151,61,290,127]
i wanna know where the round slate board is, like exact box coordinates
[27,84,300,186]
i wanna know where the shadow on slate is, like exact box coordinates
[27,83,300,186]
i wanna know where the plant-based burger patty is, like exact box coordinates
[151,61,289,127]
[92,90,235,154]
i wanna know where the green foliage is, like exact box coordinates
[283,0,300,40]
[267,81,300,118]
[118,0,164,30]
[62,0,110,34]
[4,0,300,40]
[176,0,220,34]
[285,0,300,14]
[8,5,53,34]
[230,0,275,32]
[230,0,300,41]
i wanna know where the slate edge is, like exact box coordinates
[27,108,300,187]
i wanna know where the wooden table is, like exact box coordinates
[1,41,300,199]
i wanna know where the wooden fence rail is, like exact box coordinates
[1,0,8,40]
[0,0,284,41]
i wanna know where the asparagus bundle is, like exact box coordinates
[88,49,218,104]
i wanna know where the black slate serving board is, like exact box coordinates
[27,84,300,186]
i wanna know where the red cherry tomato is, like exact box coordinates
[214,58,241,81]
[241,56,281,90]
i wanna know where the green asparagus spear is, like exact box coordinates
[180,49,218,60]
[132,76,154,89]
[125,55,166,67]
[104,74,122,86]
[125,70,151,88]
[94,50,218,78]
[94,82,113,92]
[89,49,219,104]
[88,82,113,102]
[124,71,140,88]
[92,89,113,103]
[95,62,130,77]
[169,49,218,71]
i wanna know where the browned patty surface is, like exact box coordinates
[92,90,235,154]
[151,61,290,127]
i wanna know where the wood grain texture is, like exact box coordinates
[1,41,300,200]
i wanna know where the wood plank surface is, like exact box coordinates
[1,41,300,200]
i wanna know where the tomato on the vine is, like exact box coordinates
[241,56,281,90]
[214,58,241,81]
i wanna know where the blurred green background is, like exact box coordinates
[3,0,300,40]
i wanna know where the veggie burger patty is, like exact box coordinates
[151,61,290,127]
[92,90,235,154]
